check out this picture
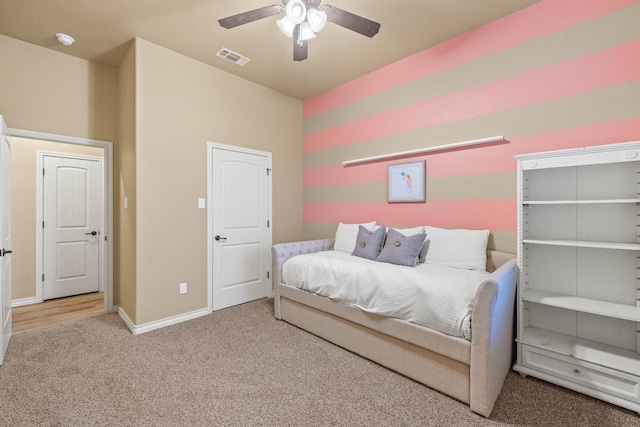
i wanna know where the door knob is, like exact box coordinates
[85,231,98,236]
[215,235,227,241]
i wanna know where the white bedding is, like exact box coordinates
[282,250,490,340]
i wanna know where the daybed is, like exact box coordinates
[272,226,518,417]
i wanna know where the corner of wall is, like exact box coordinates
[115,40,137,324]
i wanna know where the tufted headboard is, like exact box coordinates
[271,239,334,288]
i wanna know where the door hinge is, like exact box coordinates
[267,271,270,279]
[267,168,271,176]
[43,168,45,176]
[42,221,45,228]
[267,220,270,228]
[105,235,108,241]
[42,274,45,282]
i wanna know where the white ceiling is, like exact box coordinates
[0,0,539,100]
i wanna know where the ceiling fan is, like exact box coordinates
[218,0,381,61]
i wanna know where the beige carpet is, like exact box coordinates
[1,298,639,426]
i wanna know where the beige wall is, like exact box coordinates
[11,138,104,300]
[132,39,303,324]
[0,34,119,302]
[115,41,137,320]
[0,34,118,142]
[1,34,303,327]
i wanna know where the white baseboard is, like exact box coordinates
[118,307,209,335]
[12,297,38,308]
[117,307,135,332]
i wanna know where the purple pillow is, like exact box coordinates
[351,226,386,260]
[376,228,426,267]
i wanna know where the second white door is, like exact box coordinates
[211,146,271,311]
[43,155,102,300]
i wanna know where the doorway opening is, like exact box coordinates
[7,129,113,331]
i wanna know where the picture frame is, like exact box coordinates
[387,160,426,202]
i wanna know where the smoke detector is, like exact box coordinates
[216,48,250,66]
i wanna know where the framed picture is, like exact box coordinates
[387,160,426,202]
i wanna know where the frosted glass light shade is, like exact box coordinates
[298,21,316,41]
[285,0,307,24]
[307,8,327,32]
[277,17,295,37]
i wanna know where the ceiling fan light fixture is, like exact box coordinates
[298,21,316,41]
[277,16,295,37]
[306,8,327,32]
[219,1,380,62]
[285,0,307,24]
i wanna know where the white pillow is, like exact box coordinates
[423,226,489,271]
[392,226,424,236]
[334,221,376,253]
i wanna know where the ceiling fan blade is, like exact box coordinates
[218,5,283,29]
[293,27,308,62]
[323,5,380,38]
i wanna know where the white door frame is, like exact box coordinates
[1,116,12,365]
[206,142,272,313]
[37,151,105,302]
[8,128,114,313]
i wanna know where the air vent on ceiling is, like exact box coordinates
[216,47,250,66]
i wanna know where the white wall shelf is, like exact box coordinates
[342,135,505,166]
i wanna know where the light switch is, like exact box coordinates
[198,198,206,209]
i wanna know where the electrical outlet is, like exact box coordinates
[179,282,187,295]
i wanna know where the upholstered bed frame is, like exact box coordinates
[272,239,518,417]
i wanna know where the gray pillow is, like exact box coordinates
[418,239,430,263]
[376,228,427,267]
[351,225,386,260]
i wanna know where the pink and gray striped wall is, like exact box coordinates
[302,0,640,253]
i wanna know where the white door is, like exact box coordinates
[43,155,101,300]
[0,116,12,365]
[211,146,271,311]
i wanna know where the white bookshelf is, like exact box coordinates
[514,141,640,411]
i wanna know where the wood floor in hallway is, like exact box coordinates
[12,292,104,332]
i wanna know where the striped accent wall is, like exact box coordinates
[302,0,640,254]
